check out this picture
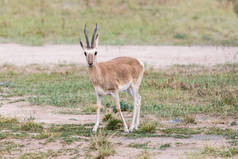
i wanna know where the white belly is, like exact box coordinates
[119,81,132,91]
[94,81,132,96]
[94,86,112,95]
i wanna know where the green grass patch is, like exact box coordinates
[112,101,133,113]
[81,105,97,114]
[20,121,43,132]
[49,124,92,138]
[0,64,237,119]
[202,146,238,158]
[137,121,157,133]
[0,115,94,144]
[0,116,19,128]
[32,132,53,140]
[102,113,113,122]
[160,143,171,150]
[129,142,150,149]
[161,128,201,136]
[0,141,20,155]
[105,118,122,131]
[20,150,59,159]
[205,127,238,139]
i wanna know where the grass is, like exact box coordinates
[0,115,92,144]
[20,121,44,132]
[136,151,151,159]
[32,132,52,140]
[81,105,97,114]
[129,142,150,149]
[111,101,133,113]
[160,143,171,150]
[102,113,113,122]
[1,64,237,119]
[137,121,157,133]
[183,114,196,124]
[102,113,123,130]
[205,127,238,139]
[0,0,238,45]
[89,131,115,158]
[202,146,238,158]
[0,64,237,158]
[20,150,59,159]
[105,118,122,131]
[161,128,201,136]
[0,141,21,155]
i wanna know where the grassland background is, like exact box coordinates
[0,0,238,46]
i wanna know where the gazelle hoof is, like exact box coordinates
[124,129,130,133]
[92,128,97,134]
[129,127,135,132]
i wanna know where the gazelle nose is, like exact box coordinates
[89,63,93,66]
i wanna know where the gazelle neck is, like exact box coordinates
[88,63,100,85]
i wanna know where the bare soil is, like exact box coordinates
[0,98,236,159]
[0,44,237,67]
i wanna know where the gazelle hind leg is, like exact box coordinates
[129,86,138,132]
[135,94,141,130]
[112,92,129,133]
[135,70,143,130]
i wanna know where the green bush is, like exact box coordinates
[106,118,122,130]
[112,101,133,113]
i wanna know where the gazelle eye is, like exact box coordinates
[94,51,97,55]
[84,52,87,56]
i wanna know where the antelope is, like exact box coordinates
[80,24,144,133]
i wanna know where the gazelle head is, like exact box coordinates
[80,24,99,68]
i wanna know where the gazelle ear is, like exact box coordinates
[93,34,99,49]
[80,40,85,50]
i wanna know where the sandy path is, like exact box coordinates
[0,44,237,67]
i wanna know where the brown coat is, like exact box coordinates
[89,56,144,92]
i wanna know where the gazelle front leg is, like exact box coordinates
[112,92,129,133]
[92,93,102,133]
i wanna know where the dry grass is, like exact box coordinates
[136,151,151,159]
[89,131,115,158]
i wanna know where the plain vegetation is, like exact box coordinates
[0,0,238,45]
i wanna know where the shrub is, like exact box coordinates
[102,113,113,122]
[20,121,43,132]
[90,131,115,158]
[138,122,157,133]
[106,118,122,130]
[183,114,196,124]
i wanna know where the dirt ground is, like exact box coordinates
[0,98,236,159]
[0,44,237,67]
[0,44,238,158]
